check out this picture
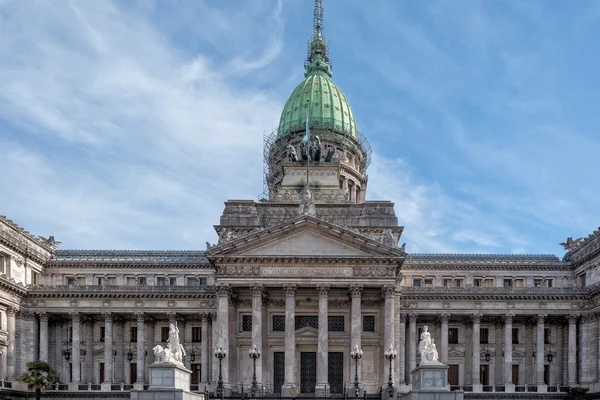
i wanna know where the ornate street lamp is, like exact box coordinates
[485,351,491,363]
[190,350,196,363]
[547,343,553,363]
[127,349,133,362]
[350,344,363,398]
[63,349,71,361]
[248,343,261,398]
[384,344,397,399]
[214,341,227,399]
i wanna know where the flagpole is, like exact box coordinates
[305,103,310,187]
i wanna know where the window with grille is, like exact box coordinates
[328,316,344,332]
[273,316,285,332]
[242,315,252,331]
[448,328,459,344]
[413,279,421,287]
[187,277,198,286]
[295,316,318,330]
[138,277,147,286]
[363,316,375,332]
[199,277,208,286]
[512,328,519,344]
[473,278,482,287]
[192,327,202,342]
[161,326,169,342]
[156,277,166,286]
[169,277,177,286]
[100,327,105,342]
[130,327,137,342]
[480,328,489,344]
[544,328,550,344]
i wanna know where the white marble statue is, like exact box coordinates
[418,325,440,365]
[153,321,186,366]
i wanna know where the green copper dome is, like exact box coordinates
[277,0,358,140]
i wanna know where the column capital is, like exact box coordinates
[250,284,264,297]
[103,312,113,323]
[381,285,396,298]
[283,284,297,297]
[316,284,330,297]
[536,314,547,324]
[135,312,145,323]
[409,313,418,323]
[37,312,49,322]
[440,313,450,323]
[70,312,81,322]
[216,284,231,297]
[84,319,95,328]
[399,313,407,323]
[6,306,19,316]
[167,312,178,324]
[349,285,363,298]
[200,312,210,322]
[471,314,481,324]
[567,314,579,324]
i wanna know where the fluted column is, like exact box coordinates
[216,285,230,390]
[382,285,395,388]
[6,307,17,380]
[103,313,114,384]
[250,284,264,389]
[282,284,297,395]
[472,314,481,386]
[349,285,363,387]
[200,313,209,382]
[114,321,124,384]
[504,314,513,387]
[38,313,49,362]
[135,313,145,388]
[524,321,534,385]
[84,321,94,383]
[398,314,406,385]
[536,315,546,389]
[568,315,577,386]
[408,314,417,383]
[71,313,81,383]
[316,285,329,395]
[211,314,218,383]
[440,314,449,365]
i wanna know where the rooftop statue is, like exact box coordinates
[38,235,62,248]
[418,326,440,365]
[324,145,336,162]
[298,186,316,217]
[560,237,583,251]
[288,145,299,162]
[153,321,186,367]
[311,136,322,161]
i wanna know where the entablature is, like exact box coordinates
[27,285,216,299]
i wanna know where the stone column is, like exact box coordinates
[282,284,297,396]
[440,314,449,365]
[71,313,81,384]
[536,315,546,390]
[503,314,513,389]
[251,284,264,389]
[524,321,534,385]
[568,315,577,386]
[38,313,49,362]
[211,314,218,383]
[349,285,363,387]
[408,314,417,383]
[216,285,230,390]
[145,320,155,381]
[84,321,94,383]
[103,313,114,384]
[316,284,330,395]
[54,319,64,381]
[114,321,124,384]
[472,314,481,388]
[135,313,145,389]
[6,307,17,380]
[201,313,209,382]
[398,314,406,386]
[598,318,600,385]
[382,285,395,388]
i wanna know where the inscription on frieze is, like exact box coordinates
[261,267,353,277]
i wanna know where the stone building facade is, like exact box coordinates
[1,1,600,399]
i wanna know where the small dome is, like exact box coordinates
[277,70,358,140]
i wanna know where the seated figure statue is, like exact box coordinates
[417,325,440,365]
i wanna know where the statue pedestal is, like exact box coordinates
[399,363,463,400]
[130,363,204,400]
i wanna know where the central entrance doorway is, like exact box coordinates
[300,352,316,394]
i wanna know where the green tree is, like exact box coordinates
[19,361,57,400]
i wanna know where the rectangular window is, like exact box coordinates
[130,326,138,342]
[0,256,5,275]
[443,279,451,288]
[448,328,459,344]
[242,315,252,331]
[66,276,76,285]
[192,327,202,342]
[454,279,463,287]
[413,279,421,287]
[544,328,550,344]
[187,277,198,286]
[199,277,208,286]
[504,279,512,288]
[126,277,137,286]
[484,279,494,288]
[423,279,433,287]
[295,316,318,330]
[363,316,375,332]
[138,277,147,286]
[514,279,524,288]
[328,316,344,332]
[169,277,177,286]
[100,326,105,342]
[534,278,543,287]
[273,316,285,332]
[156,277,166,286]
[191,364,201,385]
[97,277,105,285]
[480,328,489,344]
[546,279,554,288]
[31,270,39,285]
[512,328,519,344]
[161,326,169,342]
[106,276,116,285]
[473,278,482,287]
[69,326,73,342]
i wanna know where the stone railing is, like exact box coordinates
[29,285,215,293]
[402,286,587,294]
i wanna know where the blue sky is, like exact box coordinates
[0,0,599,255]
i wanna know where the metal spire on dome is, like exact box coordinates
[305,0,332,77]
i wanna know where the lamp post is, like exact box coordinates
[214,342,227,400]
[384,344,397,399]
[350,344,363,398]
[248,343,261,398]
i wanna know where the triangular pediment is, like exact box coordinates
[207,216,405,258]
